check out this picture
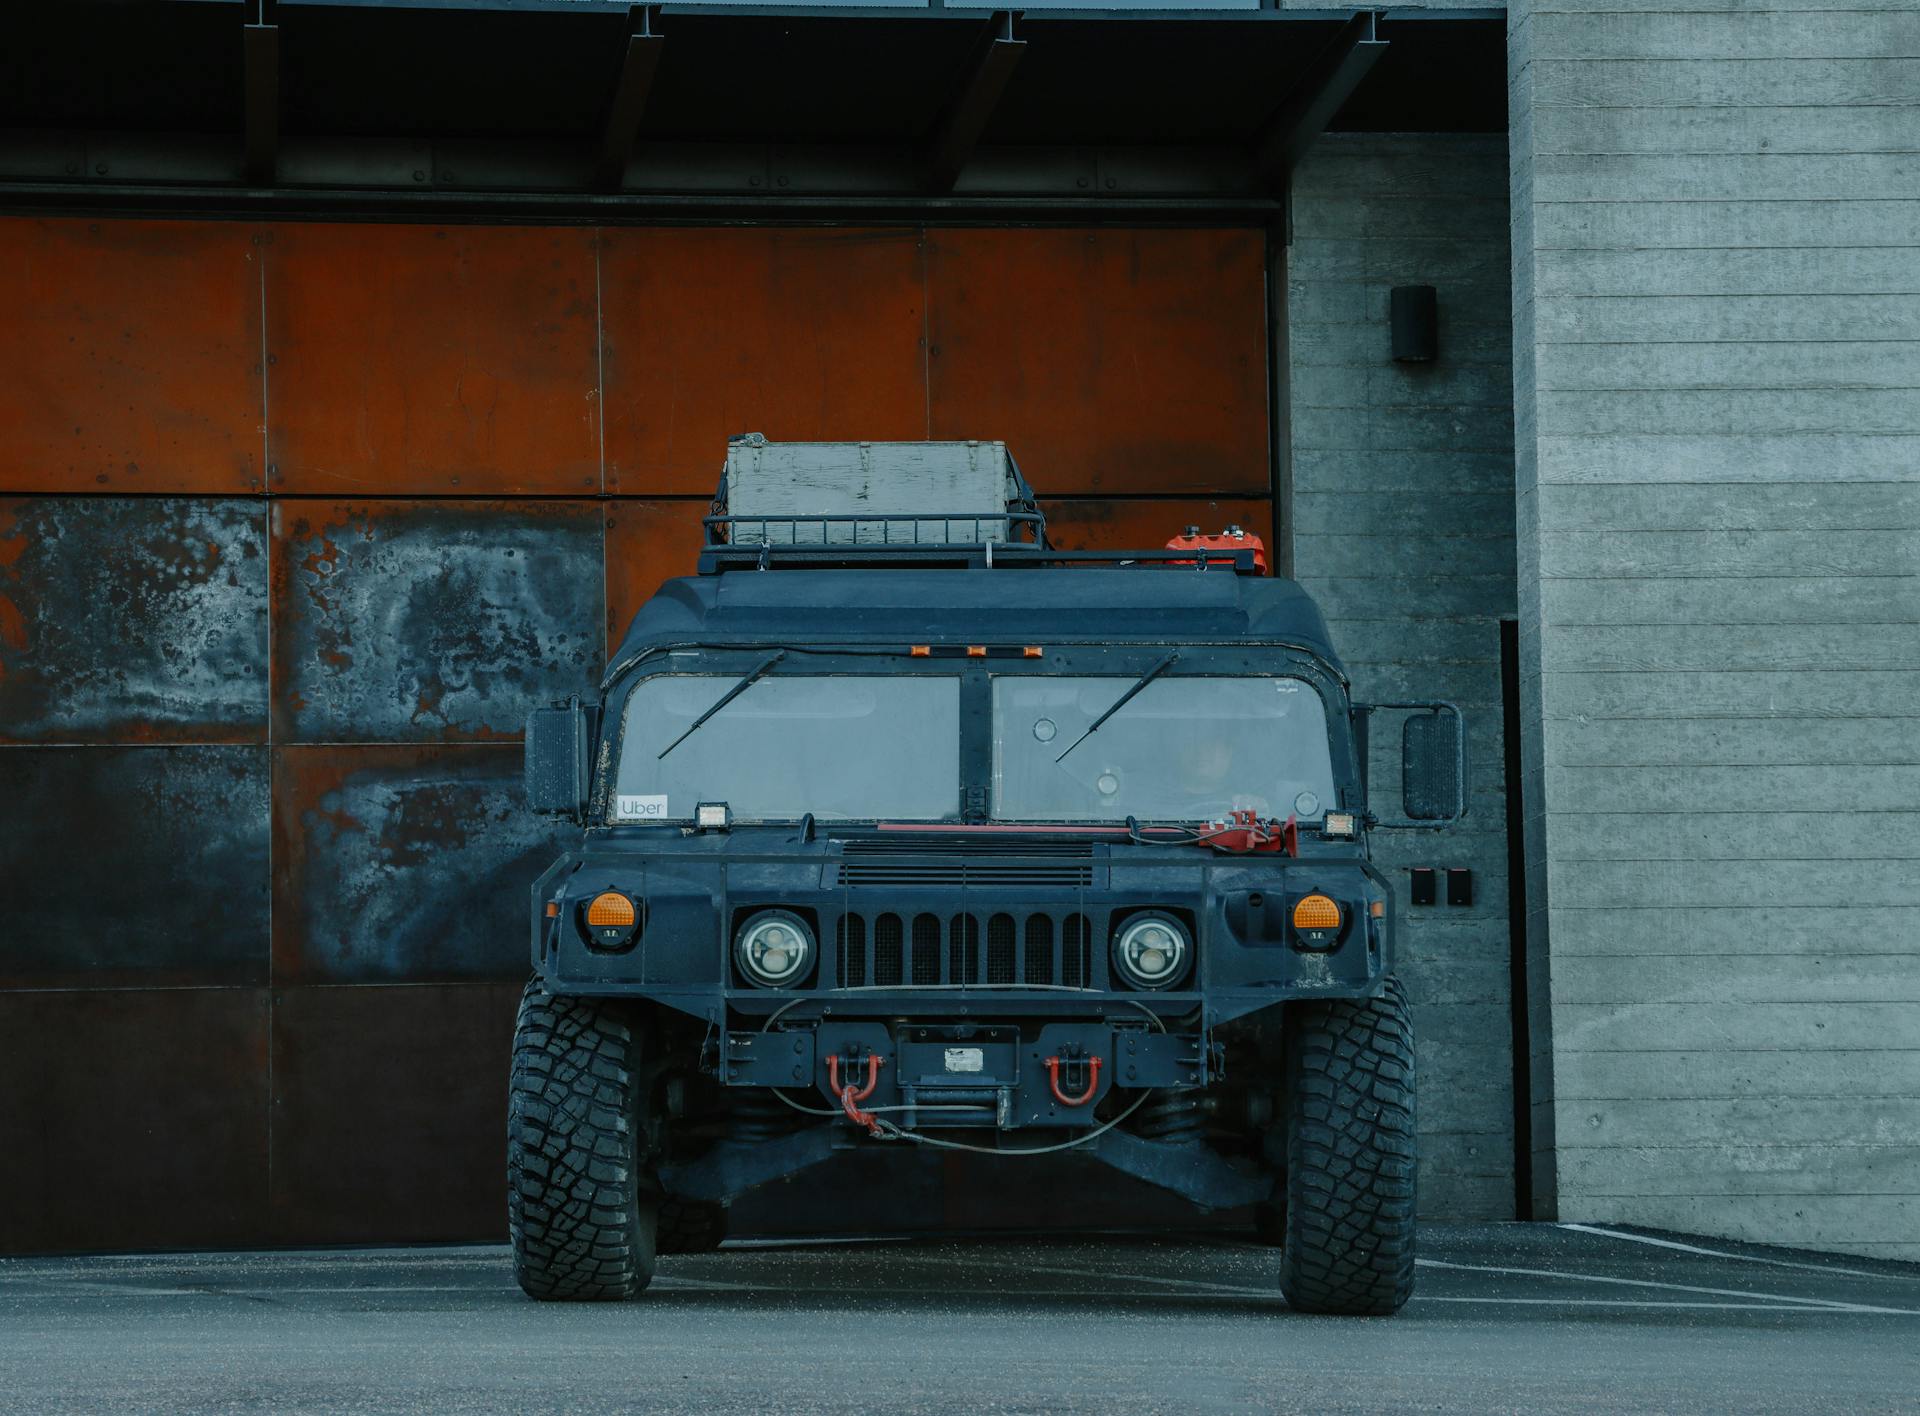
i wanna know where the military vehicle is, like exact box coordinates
[514,438,1463,1315]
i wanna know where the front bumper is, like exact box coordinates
[532,837,1396,1029]
[727,1017,1207,1130]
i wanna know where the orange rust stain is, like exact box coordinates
[926,229,1270,497]
[1040,497,1271,553]
[601,228,929,495]
[0,218,262,493]
[0,593,29,652]
[603,500,708,656]
[266,224,599,495]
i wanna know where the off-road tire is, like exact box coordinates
[1278,976,1416,1315]
[658,1198,729,1255]
[508,982,658,1300]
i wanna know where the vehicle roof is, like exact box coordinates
[611,568,1343,672]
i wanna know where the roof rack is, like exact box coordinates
[696,436,1263,576]
[697,531,1263,575]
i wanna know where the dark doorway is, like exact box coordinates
[1499,618,1532,1220]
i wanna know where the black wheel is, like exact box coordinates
[658,1198,729,1255]
[508,982,658,1300]
[1278,976,1416,1316]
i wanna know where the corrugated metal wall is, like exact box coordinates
[0,218,1273,1252]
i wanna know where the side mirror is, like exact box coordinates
[525,696,597,820]
[1353,700,1466,829]
[1402,707,1464,822]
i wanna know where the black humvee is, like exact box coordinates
[515,446,1462,1316]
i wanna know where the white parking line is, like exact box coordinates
[1417,1297,1869,1311]
[937,1252,1920,1316]
[1558,1224,1904,1283]
[1416,1258,1918,1317]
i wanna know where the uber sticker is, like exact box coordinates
[615,794,669,822]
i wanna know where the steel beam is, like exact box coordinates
[243,22,279,185]
[596,9,665,191]
[0,130,1276,203]
[922,13,1026,194]
[1249,11,1386,190]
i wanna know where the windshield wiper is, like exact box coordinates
[1055,650,1179,763]
[657,650,786,759]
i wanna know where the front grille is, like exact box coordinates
[835,909,1094,988]
[834,838,1097,887]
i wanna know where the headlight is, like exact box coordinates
[734,910,814,988]
[1112,913,1191,990]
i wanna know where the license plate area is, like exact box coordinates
[897,1026,1019,1088]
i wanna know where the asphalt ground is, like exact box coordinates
[1,1222,1916,1414]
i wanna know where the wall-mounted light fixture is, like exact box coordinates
[1390,285,1438,363]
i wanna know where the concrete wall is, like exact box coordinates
[1288,132,1520,1219]
[1508,2,1920,1259]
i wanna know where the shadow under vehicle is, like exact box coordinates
[516,440,1464,1315]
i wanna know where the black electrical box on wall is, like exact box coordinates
[1391,285,1439,362]
[1410,867,1437,906]
[1447,868,1473,907]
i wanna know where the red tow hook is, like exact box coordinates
[827,1053,886,1136]
[1045,1055,1104,1107]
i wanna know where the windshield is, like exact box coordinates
[614,674,961,822]
[992,676,1337,823]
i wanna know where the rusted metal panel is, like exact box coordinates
[0,987,270,1254]
[271,499,602,743]
[0,217,264,495]
[0,746,269,989]
[0,498,268,744]
[926,228,1272,496]
[272,744,574,984]
[602,227,929,495]
[603,498,707,654]
[264,223,600,495]
[268,982,520,1245]
[1041,497,1273,554]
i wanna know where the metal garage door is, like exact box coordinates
[0,217,1277,1249]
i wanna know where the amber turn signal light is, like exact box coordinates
[586,891,637,928]
[1292,894,1342,931]
[582,890,641,952]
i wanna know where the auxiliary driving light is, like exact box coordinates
[1112,913,1191,990]
[1322,811,1358,839]
[695,801,732,832]
[582,890,640,950]
[734,909,814,988]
